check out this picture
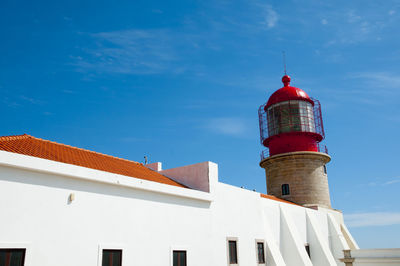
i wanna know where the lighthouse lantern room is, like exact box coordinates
[258,75,327,159]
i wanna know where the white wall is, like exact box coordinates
[0,165,214,266]
[0,154,356,266]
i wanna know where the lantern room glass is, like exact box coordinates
[267,100,315,137]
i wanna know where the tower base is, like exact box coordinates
[260,151,332,208]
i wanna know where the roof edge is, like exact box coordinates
[260,193,301,206]
[0,150,212,202]
[0,134,143,166]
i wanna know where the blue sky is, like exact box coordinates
[1,0,400,248]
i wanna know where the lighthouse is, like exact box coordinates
[259,75,332,208]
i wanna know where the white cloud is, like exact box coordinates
[322,7,390,46]
[74,29,191,75]
[363,176,400,187]
[264,6,278,28]
[351,72,400,89]
[347,10,362,23]
[72,1,284,76]
[383,177,400,185]
[204,117,247,136]
[20,95,43,105]
[345,212,400,227]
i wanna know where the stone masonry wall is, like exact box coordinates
[260,151,332,208]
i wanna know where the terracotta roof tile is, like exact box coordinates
[0,134,186,188]
[260,193,300,206]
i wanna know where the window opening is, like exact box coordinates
[228,240,238,264]
[0,249,26,266]
[173,250,187,266]
[282,184,290,195]
[256,242,265,264]
[305,244,311,258]
[102,249,122,266]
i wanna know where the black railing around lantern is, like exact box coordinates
[260,143,328,161]
[258,98,325,146]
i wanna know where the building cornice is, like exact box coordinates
[0,150,213,202]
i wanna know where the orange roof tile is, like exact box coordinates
[0,134,186,188]
[260,193,301,206]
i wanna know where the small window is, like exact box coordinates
[323,165,327,174]
[173,250,187,266]
[282,184,290,195]
[228,240,238,264]
[102,249,122,266]
[0,249,26,266]
[305,244,311,258]
[256,242,265,264]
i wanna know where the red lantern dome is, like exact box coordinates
[259,75,327,158]
[266,75,314,108]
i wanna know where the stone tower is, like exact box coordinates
[258,75,331,208]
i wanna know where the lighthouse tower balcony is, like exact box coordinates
[260,143,328,160]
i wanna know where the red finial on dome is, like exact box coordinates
[282,75,291,87]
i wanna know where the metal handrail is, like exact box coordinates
[260,149,270,160]
[260,144,328,161]
[258,98,325,146]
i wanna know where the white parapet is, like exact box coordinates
[160,161,218,193]
[145,162,162,171]
[0,150,212,202]
[341,249,400,265]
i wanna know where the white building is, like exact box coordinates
[0,75,399,266]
